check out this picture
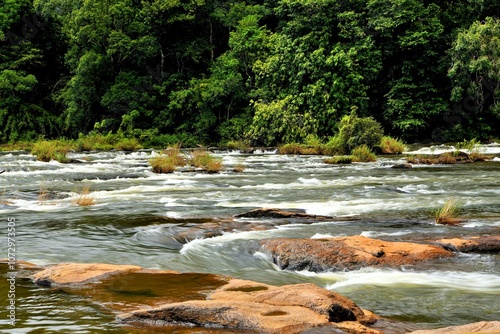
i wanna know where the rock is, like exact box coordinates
[31,262,144,286]
[260,236,455,272]
[408,321,500,333]
[434,236,500,253]
[118,278,379,334]
[391,163,412,169]
[234,208,344,220]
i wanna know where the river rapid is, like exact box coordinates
[1,145,499,333]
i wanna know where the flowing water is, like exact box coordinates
[0,145,499,333]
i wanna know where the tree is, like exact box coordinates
[448,17,500,139]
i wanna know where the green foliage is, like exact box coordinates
[190,149,224,173]
[331,109,384,154]
[149,155,176,174]
[351,145,377,162]
[2,0,500,146]
[31,139,71,163]
[248,96,318,146]
[448,17,500,139]
[379,136,406,154]
[324,155,353,164]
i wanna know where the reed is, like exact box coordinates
[435,198,460,225]
[72,185,95,206]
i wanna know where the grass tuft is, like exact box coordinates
[149,155,177,173]
[31,140,71,163]
[72,185,95,206]
[435,198,460,225]
[379,136,406,154]
[190,149,224,173]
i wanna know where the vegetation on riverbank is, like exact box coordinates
[1,1,499,147]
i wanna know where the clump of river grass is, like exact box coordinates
[379,136,406,154]
[324,155,353,164]
[190,149,224,173]
[435,198,461,225]
[149,145,187,173]
[233,163,246,172]
[31,140,71,163]
[351,145,377,162]
[72,185,95,206]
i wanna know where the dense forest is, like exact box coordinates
[1,0,499,147]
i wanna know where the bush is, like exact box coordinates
[379,136,406,154]
[352,145,377,162]
[334,109,384,154]
[149,155,177,173]
[190,149,224,173]
[31,140,71,163]
[324,155,353,164]
[115,137,142,151]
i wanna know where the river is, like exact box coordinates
[1,145,499,333]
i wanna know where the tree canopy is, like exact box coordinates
[1,0,499,145]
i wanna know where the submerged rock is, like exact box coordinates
[260,236,455,272]
[434,236,500,253]
[408,321,500,333]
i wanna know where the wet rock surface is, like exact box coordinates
[30,262,381,333]
[260,235,455,272]
[433,235,500,253]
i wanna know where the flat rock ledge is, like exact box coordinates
[261,235,455,272]
[30,262,380,333]
[31,262,146,286]
[117,278,379,334]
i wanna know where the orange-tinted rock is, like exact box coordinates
[434,236,500,253]
[408,321,500,333]
[118,278,379,333]
[31,262,144,286]
[261,236,454,272]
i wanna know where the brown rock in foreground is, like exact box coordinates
[261,235,455,272]
[409,321,500,333]
[31,262,381,333]
[118,278,380,334]
[31,262,144,286]
[434,236,500,253]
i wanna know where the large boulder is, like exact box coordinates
[260,235,455,272]
[118,278,380,334]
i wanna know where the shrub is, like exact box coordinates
[379,136,406,154]
[190,149,224,172]
[115,137,142,151]
[435,198,460,225]
[334,109,384,154]
[31,140,71,163]
[163,145,186,166]
[149,155,177,173]
[225,140,251,151]
[278,143,302,154]
[324,155,353,164]
[352,145,377,162]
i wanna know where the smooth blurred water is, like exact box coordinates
[0,147,499,333]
